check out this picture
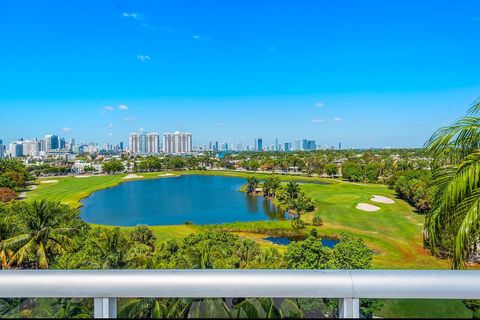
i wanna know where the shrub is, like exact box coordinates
[312,216,323,227]
[291,218,306,230]
[0,187,17,202]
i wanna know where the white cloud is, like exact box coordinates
[104,106,114,112]
[139,128,144,132]
[136,55,151,62]
[108,123,114,128]
[118,104,128,110]
[108,133,114,137]
[123,116,136,122]
[62,127,72,132]
[192,34,210,41]
[311,118,325,123]
[122,12,141,20]
[316,102,325,108]
[334,117,342,122]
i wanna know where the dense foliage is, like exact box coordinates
[387,170,433,213]
[0,198,379,318]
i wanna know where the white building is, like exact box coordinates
[22,139,42,157]
[9,142,23,158]
[163,131,192,154]
[129,133,146,155]
[146,133,160,154]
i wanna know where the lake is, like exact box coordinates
[80,175,287,226]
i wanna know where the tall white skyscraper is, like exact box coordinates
[22,139,41,157]
[163,131,192,154]
[129,132,160,155]
[146,133,160,154]
[129,133,147,155]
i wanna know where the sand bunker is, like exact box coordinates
[371,195,395,204]
[40,180,59,184]
[159,173,176,177]
[356,203,381,212]
[122,174,144,180]
[75,175,92,178]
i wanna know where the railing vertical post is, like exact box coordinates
[94,298,117,319]
[339,298,360,318]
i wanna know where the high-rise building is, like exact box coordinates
[129,133,147,155]
[275,138,279,151]
[0,140,5,159]
[119,142,124,151]
[294,140,301,151]
[163,131,192,154]
[146,133,160,154]
[22,139,40,157]
[9,142,23,158]
[307,140,316,151]
[284,142,292,152]
[255,138,263,151]
[44,134,60,152]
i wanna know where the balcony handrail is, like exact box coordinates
[1,270,480,318]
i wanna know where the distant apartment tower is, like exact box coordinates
[130,132,160,155]
[9,142,23,158]
[163,131,192,154]
[44,134,60,152]
[0,140,5,159]
[294,140,301,151]
[129,133,146,154]
[22,139,41,157]
[146,133,160,154]
[284,142,292,152]
[255,138,263,151]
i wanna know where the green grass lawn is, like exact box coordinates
[27,170,474,318]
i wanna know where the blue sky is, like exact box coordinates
[1,0,479,148]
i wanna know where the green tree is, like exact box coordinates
[285,181,300,201]
[102,159,124,175]
[0,200,79,269]
[425,101,480,268]
[324,163,338,177]
[246,177,259,194]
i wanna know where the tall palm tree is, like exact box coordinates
[246,177,259,194]
[0,200,77,269]
[285,181,300,201]
[269,177,281,198]
[425,100,480,268]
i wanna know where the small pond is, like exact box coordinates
[264,236,340,248]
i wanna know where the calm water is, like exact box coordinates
[264,237,340,248]
[80,175,286,226]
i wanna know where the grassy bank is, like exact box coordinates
[28,170,447,269]
[27,170,471,318]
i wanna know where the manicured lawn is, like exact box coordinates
[27,170,473,318]
[376,299,472,318]
[28,172,177,208]
[28,170,448,269]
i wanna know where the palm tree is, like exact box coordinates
[269,177,281,198]
[0,200,77,269]
[246,177,259,194]
[285,181,300,201]
[425,100,480,268]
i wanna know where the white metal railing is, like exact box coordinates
[1,270,480,318]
